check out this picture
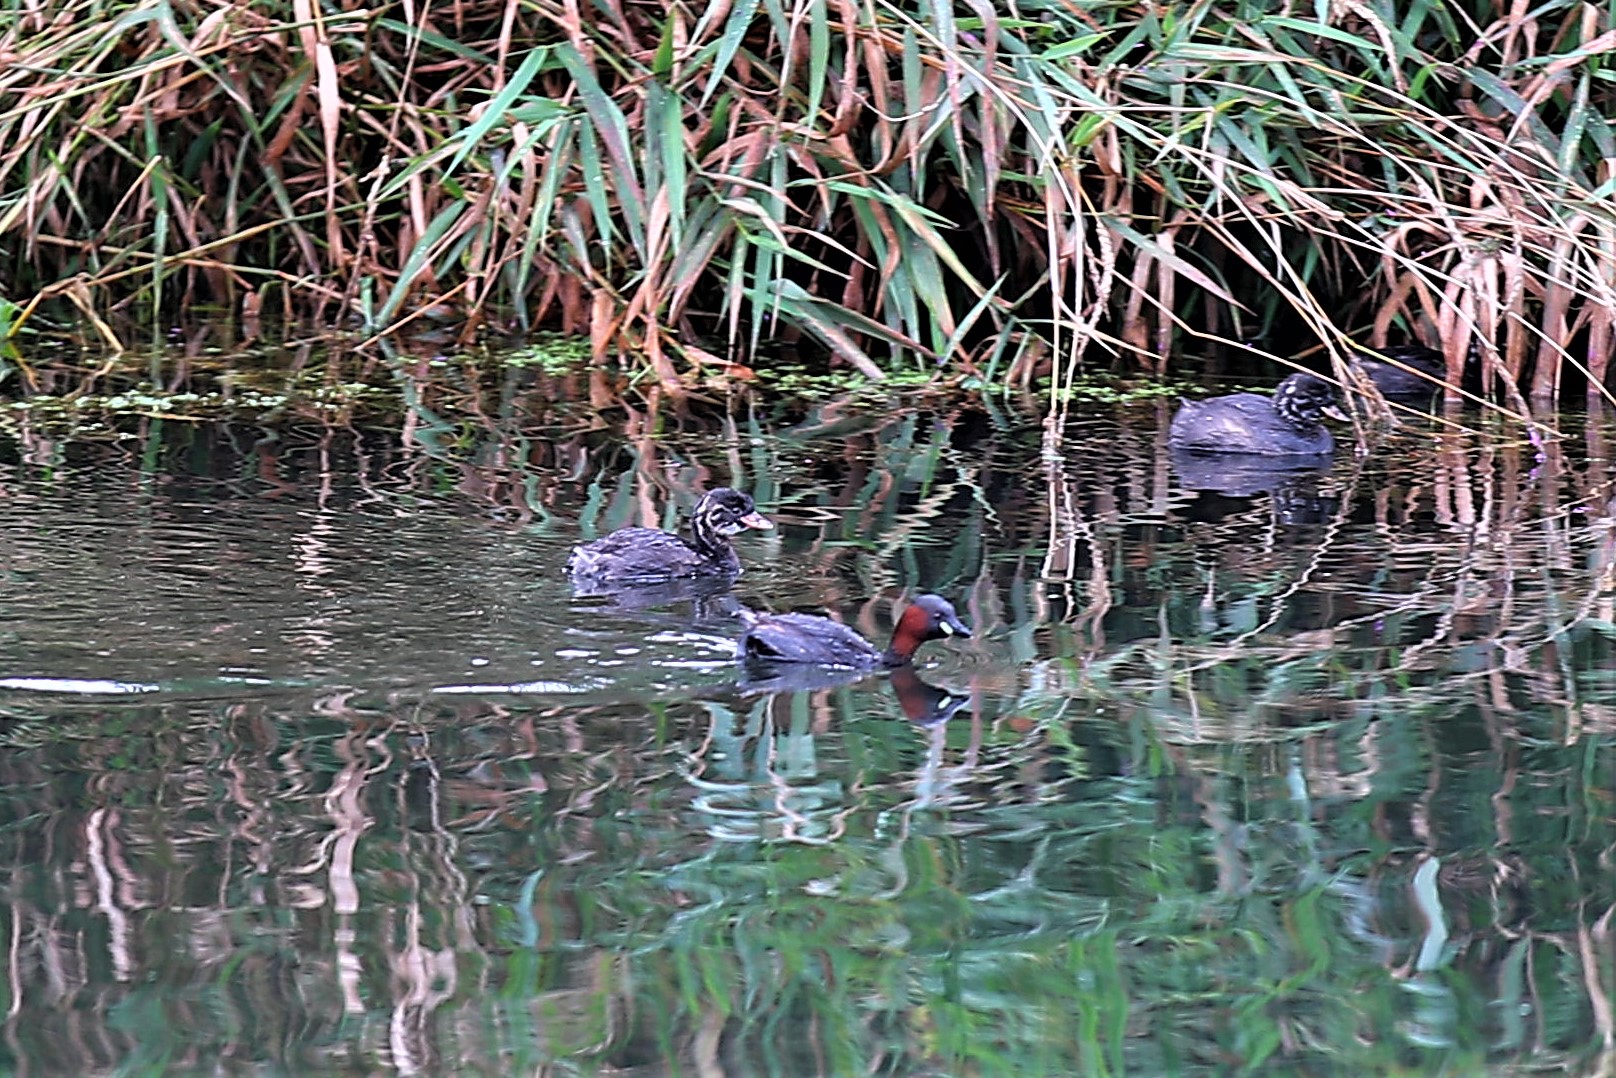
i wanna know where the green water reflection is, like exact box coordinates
[0,395,1612,1075]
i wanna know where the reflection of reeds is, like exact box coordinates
[6,3,1615,403]
[2,395,1616,1070]
[0,660,1610,1071]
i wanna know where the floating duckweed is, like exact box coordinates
[1044,374,1191,403]
[501,334,593,372]
[0,373,400,441]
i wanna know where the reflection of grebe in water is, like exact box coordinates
[892,666,975,813]
[888,666,970,727]
[731,656,971,730]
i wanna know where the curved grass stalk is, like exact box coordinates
[1,0,1613,413]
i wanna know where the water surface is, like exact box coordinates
[0,395,1612,1075]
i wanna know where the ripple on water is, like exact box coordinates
[0,410,1611,1075]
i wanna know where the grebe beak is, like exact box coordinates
[740,511,773,530]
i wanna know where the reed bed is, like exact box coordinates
[2,0,1613,404]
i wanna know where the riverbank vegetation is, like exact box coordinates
[3,0,1613,405]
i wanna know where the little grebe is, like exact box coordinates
[737,593,971,670]
[1351,344,1446,401]
[566,488,772,584]
[1168,372,1339,456]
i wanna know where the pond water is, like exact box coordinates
[0,386,1613,1075]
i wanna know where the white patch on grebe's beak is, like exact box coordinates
[938,621,956,635]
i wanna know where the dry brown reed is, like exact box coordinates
[1,0,1613,409]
